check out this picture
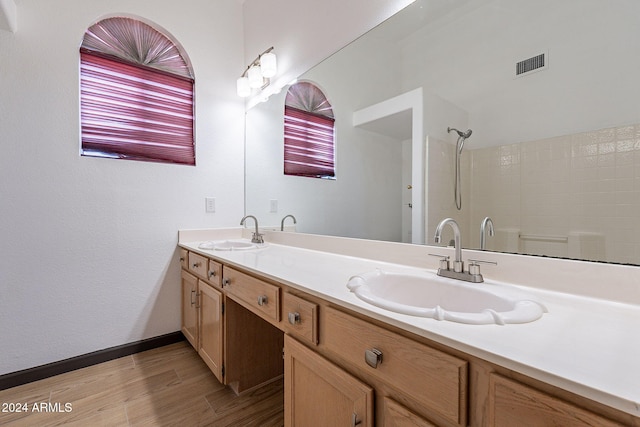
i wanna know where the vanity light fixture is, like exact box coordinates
[237,47,277,97]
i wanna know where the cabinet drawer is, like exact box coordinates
[223,267,280,322]
[282,292,318,345]
[179,248,188,269]
[206,259,222,287]
[188,252,208,279]
[322,306,468,426]
[488,374,620,427]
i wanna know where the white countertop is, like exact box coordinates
[179,230,640,418]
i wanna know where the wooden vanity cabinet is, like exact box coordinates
[181,251,283,393]
[180,247,638,426]
[180,255,225,383]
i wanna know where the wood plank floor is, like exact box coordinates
[0,341,284,426]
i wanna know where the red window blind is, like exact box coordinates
[80,50,195,165]
[284,106,335,178]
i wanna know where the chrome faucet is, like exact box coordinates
[433,217,495,283]
[280,214,297,231]
[240,215,264,244]
[434,218,463,272]
[480,217,494,250]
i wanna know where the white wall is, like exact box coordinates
[0,0,245,375]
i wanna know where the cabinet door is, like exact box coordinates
[181,270,198,349]
[198,281,224,383]
[284,335,373,427]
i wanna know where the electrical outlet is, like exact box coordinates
[270,199,278,213]
[205,197,216,213]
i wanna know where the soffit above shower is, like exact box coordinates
[353,88,423,141]
[354,109,412,140]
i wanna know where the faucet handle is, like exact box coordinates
[468,259,498,266]
[467,259,497,275]
[428,254,450,270]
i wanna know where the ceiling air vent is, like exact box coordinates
[516,53,547,76]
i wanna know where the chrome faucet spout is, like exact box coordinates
[240,215,264,244]
[433,217,495,283]
[480,217,494,250]
[280,214,297,231]
[434,218,462,270]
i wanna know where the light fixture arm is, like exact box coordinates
[240,46,275,78]
[237,46,276,97]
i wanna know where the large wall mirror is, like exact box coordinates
[246,0,640,266]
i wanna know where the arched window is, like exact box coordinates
[284,82,335,178]
[79,17,195,165]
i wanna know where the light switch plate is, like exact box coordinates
[205,197,216,213]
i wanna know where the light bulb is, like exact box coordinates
[248,65,264,88]
[236,76,250,97]
[260,52,277,78]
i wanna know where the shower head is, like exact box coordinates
[448,127,473,139]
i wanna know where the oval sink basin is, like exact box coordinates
[198,239,260,251]
[347,269,547,325]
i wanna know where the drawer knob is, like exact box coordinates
[351,412,362,426]
[179,257,185,262]
[288,312,301,325]
[192,262,201,268]
[208,270,216,278]
[222,278,230,287]
[257,295,268,306]
[364,348,383,369]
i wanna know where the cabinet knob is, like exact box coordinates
[257,295,268,306]
[222,278,230,287]
[351,412,362,426]
[288,312,301,325]
[208,270,216,278]
[364,348,383,369]
[179,257,185,262]
[192,262,201,268]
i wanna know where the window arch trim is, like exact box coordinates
[79,15,195,165]
[284,82,335,178]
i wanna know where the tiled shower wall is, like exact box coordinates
[468,123,640,264]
